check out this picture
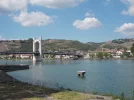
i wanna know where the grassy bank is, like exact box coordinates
[0,81,96,100]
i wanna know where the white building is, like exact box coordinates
[55,55,62,59]
[20,54,32,59]
[62,55,70,59]
[126,50,132,56]
[84,53,90,59]
[113,55,121,59]
[116,51,123,56]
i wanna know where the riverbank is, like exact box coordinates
[0,71,121,100]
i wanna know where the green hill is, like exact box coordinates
[0,38,134,52]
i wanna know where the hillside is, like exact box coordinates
[43,39,102,52]
[0,38,134,52]
[100,38,134,50]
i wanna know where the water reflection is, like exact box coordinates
[78,76,86,80]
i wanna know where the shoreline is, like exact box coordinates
[1,57,134,61]
[0,70,120,100]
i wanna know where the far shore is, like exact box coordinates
[0,57,134,61]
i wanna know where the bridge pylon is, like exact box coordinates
[33,37,43,62]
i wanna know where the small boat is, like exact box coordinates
[77,71,86,76]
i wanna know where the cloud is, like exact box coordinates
[85,12,94,17]
[0,0,28,14]
[115,23,134,36]
[73,17,102,30]
[29,0,85,9]
[121,0,134,16]
[13,11,53,27]
[105,0,111,5]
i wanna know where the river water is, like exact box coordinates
[1,59,134,97]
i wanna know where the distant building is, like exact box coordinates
[113,55,121,59]
[112,50,123,59]
[55,55,62,59]
[16,54,21,58]
[62,55,70,59]
[116,51,123,56]
[84,53,90,59]
[20,54,32,59]
[126,50,133,56]
[8,54,14,58]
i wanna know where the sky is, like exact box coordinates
[0,0,134,42]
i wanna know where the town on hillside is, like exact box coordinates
[0,45,134,60]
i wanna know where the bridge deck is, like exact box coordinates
[0,52,80,55]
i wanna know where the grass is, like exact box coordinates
[0,81,97,100]
[21,97,44,100]
[0,81,58,100]
[51,91,94,100]
[0,69,122,100]
[0,81,93,100]
[0,81,122,100]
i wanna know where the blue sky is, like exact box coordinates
[0,0,134,42]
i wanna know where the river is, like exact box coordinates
[1,59,134,97]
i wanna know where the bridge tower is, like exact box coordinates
[33,37,43,62]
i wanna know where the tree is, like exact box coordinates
[124,52,130,58]
[120,93,125,100]
[50,54,55,58]
[109,54,113,58]
[132,91,134,100]
[89,53,95,59]
[104,52,109,58]
[96,52,103,59]
[131,43,134,54]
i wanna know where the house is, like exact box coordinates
[84,53,90,59]
[62,55,70,59]
[20,54,32,59]
[126,50,133,56]
[16,54,21,58]
[116,51,123,56]
[55,55,62,59]
[8,54,14,58]
[112,51,123,59]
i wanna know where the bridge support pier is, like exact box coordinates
[33,55,42,62]
[33,37,43,62]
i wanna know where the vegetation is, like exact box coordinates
[0,81,124,100]
[44,39,100,52]
[7,39,101,52]
[10,38,33,52]
[89,52,113,59]
[0,38,133,53]
[2,81,134,100]
[132,91,134,100]
[124,52,131,58]
[89,53,95,59]
[96,52,104,59]
[51,91,91,100]
[103,52,109,58]
[112,38,134,44]
[120,93,125,100]
[131,43,134,55]
[103,45,125,50]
